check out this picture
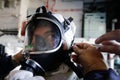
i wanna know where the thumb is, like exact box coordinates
[73,45,83,55]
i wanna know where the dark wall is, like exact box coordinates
[106,0,120,32]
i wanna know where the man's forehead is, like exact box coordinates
[34,26,52,34]
[36,25,52,29]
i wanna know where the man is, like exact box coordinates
[1,6,82,80]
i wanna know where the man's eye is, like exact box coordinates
[45,32,54,37]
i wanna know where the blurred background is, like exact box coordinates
[0,0,120,75]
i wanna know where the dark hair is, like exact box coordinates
[36,19,53,28]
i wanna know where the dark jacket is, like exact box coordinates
[0,56,16,79]
[84,68,120,80]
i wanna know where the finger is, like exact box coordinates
[101,41,117,46]
[73,45,83,55]
[75,43,92,49]
[71,54,80,63]
[95,30,120,44]
[95,34,114,44]
[98,45,120,55]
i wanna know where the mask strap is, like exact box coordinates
[36,6,47,13]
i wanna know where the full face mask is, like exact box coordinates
[25,19,62,54]
[23,6,76,72]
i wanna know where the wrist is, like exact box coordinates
[83,59,108,74]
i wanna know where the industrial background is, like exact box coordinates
[0,0,120,75]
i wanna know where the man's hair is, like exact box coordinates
[37,19,53,28]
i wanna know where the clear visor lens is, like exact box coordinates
[25,22,61,53]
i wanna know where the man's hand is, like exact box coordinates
[72,43,108,74]
[12,50,24,64]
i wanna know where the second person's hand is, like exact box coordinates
[72,43,108,74]
[95,30,120,56]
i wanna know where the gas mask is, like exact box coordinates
[20,6,83,78]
